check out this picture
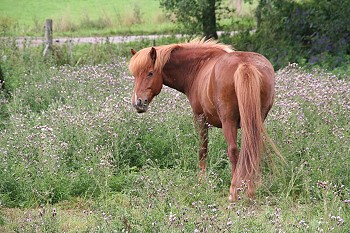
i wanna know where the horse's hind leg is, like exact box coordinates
[221,119,239,201]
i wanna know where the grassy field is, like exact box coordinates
[0,1,349,231]
[0,0,257,36]
[0,0,175,36]
[0,36,349,231]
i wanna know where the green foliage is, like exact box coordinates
[159,0,230,38]
[0,35,182,92]
[0,42,349,230]
[0,1,348,231]
[227,0,350,71]
[0,34,349,230]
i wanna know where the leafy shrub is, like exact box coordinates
[159,0,231,38]
[227,0,350,71]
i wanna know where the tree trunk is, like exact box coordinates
[202,0,218,39]
[236,0,242,16]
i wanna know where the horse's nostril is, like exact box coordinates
[136,98,148,107]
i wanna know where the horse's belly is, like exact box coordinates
[201,73,224,128]
[206,115,222,128]
[201,102,222,128]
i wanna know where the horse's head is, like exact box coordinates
[129,47,163,113]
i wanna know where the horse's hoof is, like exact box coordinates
[228,193,237,202]
[228,194,234,202]
[197,170,206,183]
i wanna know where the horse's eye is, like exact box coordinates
[147,71,154,77]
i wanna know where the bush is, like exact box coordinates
[226,0,350,71]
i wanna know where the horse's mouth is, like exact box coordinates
[134,104,148,113]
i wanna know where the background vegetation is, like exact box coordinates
[224,0,350,74]
[0,0,349,232]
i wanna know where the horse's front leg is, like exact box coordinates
[194,114,208,178]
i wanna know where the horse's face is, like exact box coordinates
[129,47,163,113]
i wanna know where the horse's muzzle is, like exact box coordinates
[134,98,148,113]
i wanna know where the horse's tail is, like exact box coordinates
[233,63,267,197]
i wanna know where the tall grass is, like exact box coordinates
[0,39,349,231]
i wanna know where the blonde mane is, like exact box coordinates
[129,38,233,75]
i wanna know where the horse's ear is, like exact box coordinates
[131,49,137,55]
[149,47,156,64]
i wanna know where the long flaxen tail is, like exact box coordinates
[233,63,267,198]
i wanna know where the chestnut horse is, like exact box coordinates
[129,39,276,201]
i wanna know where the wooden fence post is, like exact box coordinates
[43,19,53,57]
[68,39,74,64]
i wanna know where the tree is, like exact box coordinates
[159,0,223,39]
[235,0,350,69]
[230,0,242,15]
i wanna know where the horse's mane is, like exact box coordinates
[183,38,233,53]
[129,38,233,75]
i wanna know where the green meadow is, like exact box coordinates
[0,0,349,232]
[0,0,256,36]
[0,36,349,232]
[0,0,175,36]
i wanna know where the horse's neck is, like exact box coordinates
[162,48,223,94]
